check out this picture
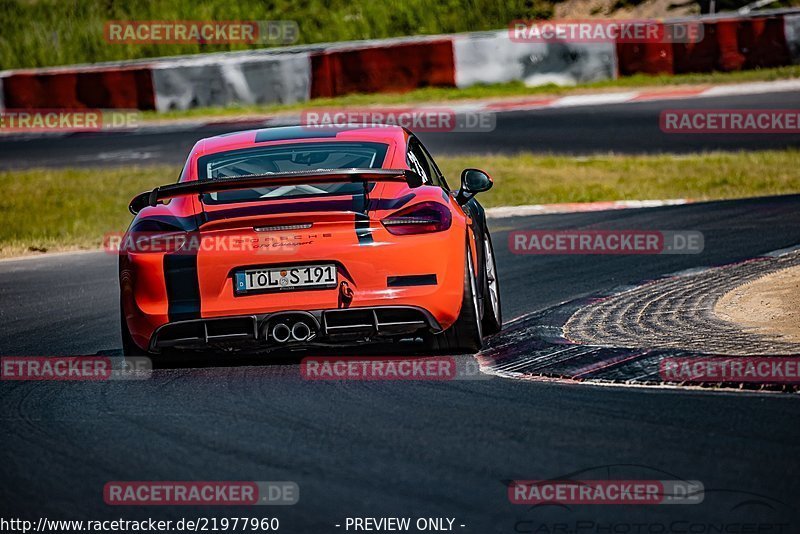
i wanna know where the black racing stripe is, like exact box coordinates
[355,212,373,245]
[164,253,201,322]
[379,192,416,211]
[387,274,437,287]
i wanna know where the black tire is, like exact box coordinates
[425,246,483,353]
[480,232,503,335]
[120,305,150,356]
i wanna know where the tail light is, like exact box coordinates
[381,202,452,235]
[116,220,190,254]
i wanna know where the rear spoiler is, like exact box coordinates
[129,168,423,214]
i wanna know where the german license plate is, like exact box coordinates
[234,264,337,294]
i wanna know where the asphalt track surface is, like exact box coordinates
[2,195,800,530]
[1,91,800,169]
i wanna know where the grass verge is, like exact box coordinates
[1,150,798,258]
[1,0,556,69]
[145,66,800,122]
[5,0,800,69]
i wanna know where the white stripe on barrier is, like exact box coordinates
[453,30,617,89]
[485,199,690,219]
[784,13,800,63]
[152,53,311,112]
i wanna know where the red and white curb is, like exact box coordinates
[485,199,690,219]
[472,78,800,113]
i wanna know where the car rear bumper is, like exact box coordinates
[122,223,468,352]
[148,305,442,352]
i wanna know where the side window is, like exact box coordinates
[407,139,432,185]
[417,140,450,191]
[407,137,451,189]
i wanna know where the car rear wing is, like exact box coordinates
[128,168,424,214]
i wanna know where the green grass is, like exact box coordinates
[2,150,798,258]
[0,166,172,257]
[3,0,799,71]
[144,65,800,122]
[436,150,800,206]
[0,0,554,69]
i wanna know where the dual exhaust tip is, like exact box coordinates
[270,320,313,343]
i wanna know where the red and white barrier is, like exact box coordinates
[1,9,798,112]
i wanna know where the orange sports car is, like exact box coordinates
[119,125,501,355]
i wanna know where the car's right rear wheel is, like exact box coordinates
[425,246,483,353]
[481,233,502,335]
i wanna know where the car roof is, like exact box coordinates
[197,124,410,155]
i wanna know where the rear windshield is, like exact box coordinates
[197,141,389,205]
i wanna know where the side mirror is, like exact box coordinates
[129,191,151,215]
[457,168,493,204]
